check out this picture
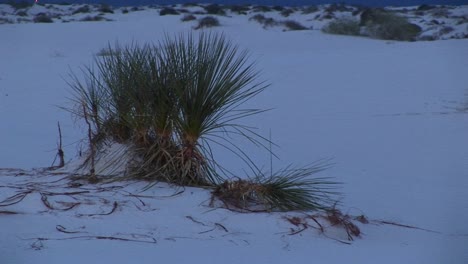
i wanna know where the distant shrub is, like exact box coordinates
[159,7,179,16]
[15,10,28,17]
[98,4,113,14]
[272,6,284,12]
[121,9,129,14]
[249,14,278,28]
[417,4,436,11]
[361,9,422,41]
[130,6,140,12]
[282,20,308,31]
[229,5,250,14]
[280,8,294,17]
[302,6,319,14]
[34,13,53,23]
[203,4,225,15]
[194,16,220,29]
[80,15,106,22]
[322,17,360,36]
[181,14,196,22]
[72,5,90,15]
[252,5,272,13]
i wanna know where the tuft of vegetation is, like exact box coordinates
[181,14,196,22]
[80,15,107,22]
[121,8,129,14]
[159,7,179,16]
[33,13,53,23]
[360,9,422,41]
[194,16,220,29]
[15,10,28,17]
[229,5,251,14]
[280,8,294,17]
[98,4,113,14]
[417,4,436,11]
[249,14,278,28]
[212,164,339,212]
[203,4,226,15]
[72,5,90,15]
[322,17,361,36]
[282,20,308,31]
[252,5,272,13]
[68,33,267,186]
[67,33,341,211]
[302,5,319,14]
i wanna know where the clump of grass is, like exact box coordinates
[360,8,422,41]
[68,33,342,211]
[68,33,267,187]
[252,5,272,13]
[229,5,251,14]
[322,17,361,36]
[72,5,90,15]
[282,20,308,31]
[98,4,113,14]
[80,15,107,22]
[181,14,196,22]
[34,13,53,23]
[194,16,220,29]
[302,5,319,14]
[203,4,226,15]
[280,8,294,17]
[249,14,278,28]
[212,164,339,212]
[16,10,28,17]
[159,7,179,16]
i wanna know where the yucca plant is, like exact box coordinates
[67,32,341,211]
[68,33,268,187]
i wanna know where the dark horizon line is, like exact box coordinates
[2,0,468,7]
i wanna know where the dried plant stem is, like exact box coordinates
[57,122,65,168]
[82,103,98,183]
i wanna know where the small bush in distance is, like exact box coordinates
[203,4,226,15]
[360,8,422,41]
[181,14,196,22]
[302,5,319,14]
[229,5,250,14]
[322,17,361,36]
[249,14,278,28]
[283,20,308,31]
[34,13,53,23]
[98,4,113,14]
[80,15,106,22]
[280,8,294,17]
[72,5,90,15]
[194,16,220,29]
[160,7,179,16]
[252,5,272,12]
